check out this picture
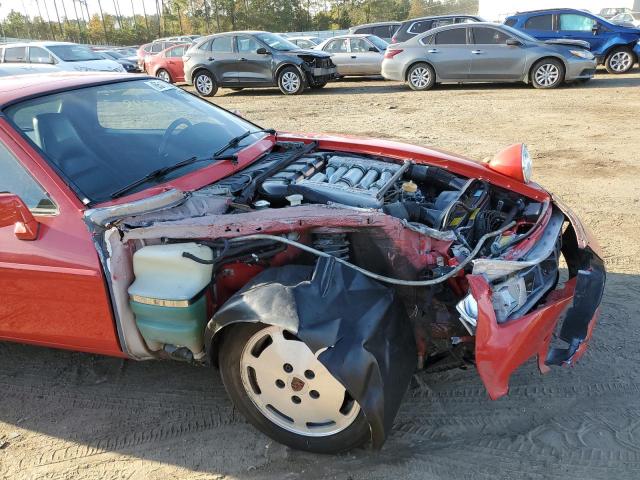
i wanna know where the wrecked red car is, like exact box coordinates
[0,74,605,453]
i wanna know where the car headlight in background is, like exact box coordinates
[570,49,595,60]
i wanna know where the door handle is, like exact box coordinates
[207,57,215,61]
[240,57,248,61]
[472,50,484,54]
[427,49,438,53]
[351,55,357,59]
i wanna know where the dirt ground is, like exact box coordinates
[1,72,640,480]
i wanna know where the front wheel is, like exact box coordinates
[406,63,436,91]
[277,67,305,95]
[218,323,370,453]
[605,47,635,74]
[193,70,218,97]
[531,59,564,89]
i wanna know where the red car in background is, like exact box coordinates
[136,40,183,73]
[0,73,605,454]
[145,44,189,83]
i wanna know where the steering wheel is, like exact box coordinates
[158,117,193,158]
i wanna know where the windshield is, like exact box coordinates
[255,32,299,51]
[4,79,263,203]
[367,35,389,50]
[48,44,103,62]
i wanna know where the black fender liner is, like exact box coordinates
[206,257,416,449]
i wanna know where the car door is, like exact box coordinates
[468,26,526,81]
[430,27,472,80]
[165,45,186,81]
[0,121,122,356]
[557,13,607,52]
[206,35,239,85]
[322,38,351,75]
[348,37,382,75]
[235,34,272,84]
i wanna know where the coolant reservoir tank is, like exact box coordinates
[128,243,214,356]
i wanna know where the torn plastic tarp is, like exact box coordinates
[208,257,417,449]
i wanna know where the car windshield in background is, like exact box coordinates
[48,45,103,61]
[4,80,263,203]
[368,35,389,50]
[255,32,299,51]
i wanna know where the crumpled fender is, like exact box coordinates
[472,198,606,400]
[206,257,416,449]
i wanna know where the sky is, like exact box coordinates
[0,0,161,22]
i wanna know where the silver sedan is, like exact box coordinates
[382,23,597,90]
[315,34,389,76]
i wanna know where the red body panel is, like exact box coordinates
[0,120,124,357]
[147,48,186,83]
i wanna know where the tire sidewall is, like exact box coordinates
[194,70,218,97]
[278,67,305,95]
[606,48,635,74]
[218,323,370,453]
[531,59,564,89]
[156,68,172,83]
[407,63,436,91]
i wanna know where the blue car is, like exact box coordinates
[505,8,640,74]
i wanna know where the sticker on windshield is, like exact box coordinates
[145,80,177,91]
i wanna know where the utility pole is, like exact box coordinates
[52,0,64,39]
[96,0,109,44]
[141,0,151,39]
[155,0,162,37]
[71,0,84,42]
[35,0,46,39]
[42,0,57,40]
[60,0,75,42]
[0,2,5,41]
[112,0,123,29]
[21,0,33,38]
[130,0,139,31]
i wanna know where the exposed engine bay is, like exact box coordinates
[87,140,604,449]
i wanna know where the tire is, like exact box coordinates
[530,58,564,89]
[193,70,218,97]
[155,68,172,83]
[605,47,635,74]
[277,67,305,95]
[406,63,436,91]
[218,323,370,453]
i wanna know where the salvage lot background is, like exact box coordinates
[1,73,639,480]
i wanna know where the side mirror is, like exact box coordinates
[506,38,522,47]
[256,47,271,55]
[0,193,39,241]
[592,24,600,34]
[369,46,380,52]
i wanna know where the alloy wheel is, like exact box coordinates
[239,325,360,437]
[534,63,560,87]
[609,51,633,73]
[281,71,301,93]
[196,74,213,95]
[409,67,431,89]
[156,70,171,83]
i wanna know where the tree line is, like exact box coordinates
[0,0,478,46]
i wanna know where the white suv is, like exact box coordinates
[0,41,125,73]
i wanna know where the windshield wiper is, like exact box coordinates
[109,129,276,199]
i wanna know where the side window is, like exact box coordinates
[211,36,233,53]
[350,38,370,53]
[409,20,433,34]
[4,47,27,63]
[432,18,455,28]
[473,27,510,45]
[455,17,475,24]
[504,18,517,27]
[236,36,261,53]
[435,28,467,45]
[559,14,596,31]
[166,46,185,58]
[0,141,56,213]
[29,47,52,64]
[150,43,163,53]
[372,26,390,38]
[419,35,434,46]
[524,14,553,30]
[325,39,348,53]
[356,27,373,35]
[199,39,212,51]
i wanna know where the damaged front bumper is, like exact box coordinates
[468,199,606,400]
